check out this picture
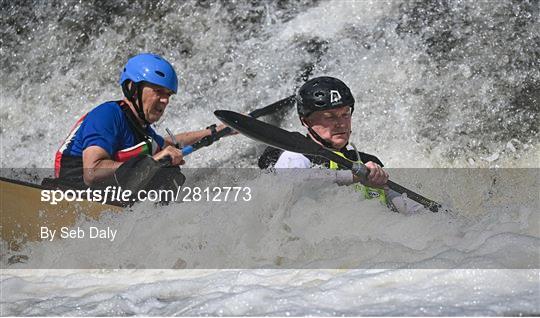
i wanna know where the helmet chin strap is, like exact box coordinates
[301,117,336,150]
[301,118,352,151]
[122,81,150,126]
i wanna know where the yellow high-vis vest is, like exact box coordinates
[329,151,387,204]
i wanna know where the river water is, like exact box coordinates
[1,0,538,316]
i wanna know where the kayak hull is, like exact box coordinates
[1,177,123,250]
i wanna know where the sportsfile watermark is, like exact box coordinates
[2,168,538,269]
[40,186,252,205]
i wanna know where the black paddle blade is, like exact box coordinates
[215,110,447,214]
[249,95,295,118]
[215,110,356,169]
[214,110,322,155]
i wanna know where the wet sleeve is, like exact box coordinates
[386,189,426,214]
[80,106,122,157]
[274,151,312,168]
[274,151,354,185]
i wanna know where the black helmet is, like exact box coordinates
[296,76,355,118]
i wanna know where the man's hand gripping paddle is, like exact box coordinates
[178,96,295,156]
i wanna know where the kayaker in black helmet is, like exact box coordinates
[259,76,424,213]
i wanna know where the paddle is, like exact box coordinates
[214,110,444,213]
[180,95,295,156]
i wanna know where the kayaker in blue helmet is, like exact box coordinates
[55,53,227,187]
[259,76,424,213]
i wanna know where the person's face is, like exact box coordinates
[141,83,174,123]
[304,106,352,149]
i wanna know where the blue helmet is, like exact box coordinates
[119,53,178,93]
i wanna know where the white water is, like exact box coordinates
[1,0,539,316]
[2,269,538,316]
[2,169,539,315]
